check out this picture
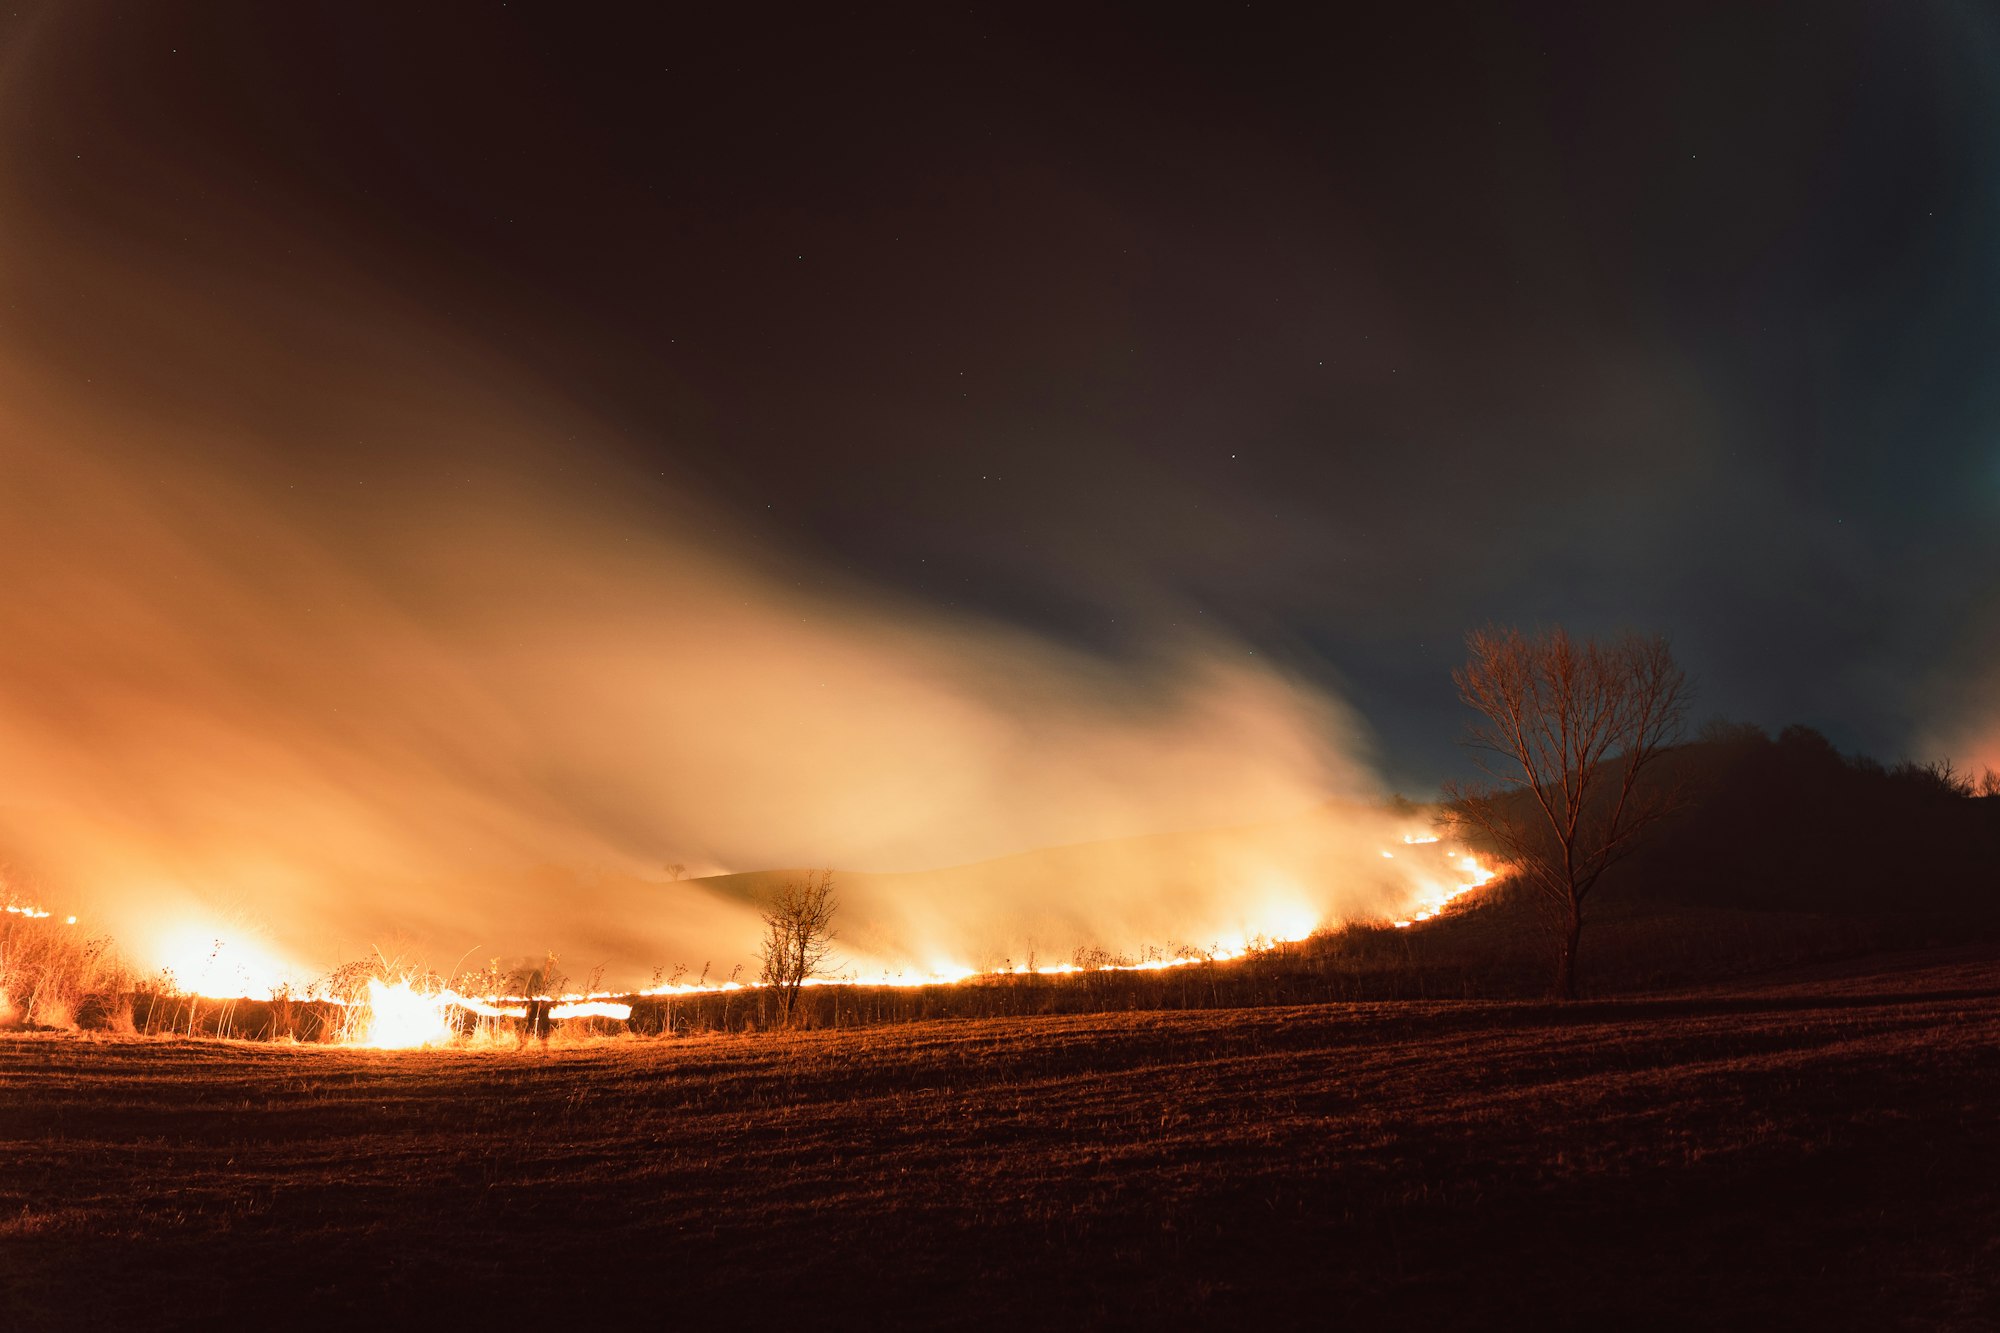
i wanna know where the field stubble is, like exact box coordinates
[3,948,1997,1329]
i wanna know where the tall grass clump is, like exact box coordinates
[0,906,134,1030]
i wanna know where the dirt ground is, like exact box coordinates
[5,947,1998,1330]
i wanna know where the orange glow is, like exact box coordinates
[358,978,456,1049]
[548,1000,635,1021]
[0,14,1501,1043]
[340,979,634,1047]
[113,838,1502,1047]
[147,922,293,998]
[1389,849,1498,929]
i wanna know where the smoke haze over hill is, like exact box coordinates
[0,9,1438,984]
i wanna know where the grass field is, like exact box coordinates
[5,947,1998,1330]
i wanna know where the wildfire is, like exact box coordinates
[63,837,1503,1047]
[343,980,640,1048]
[3,902,78,924]
[550,1000,638,1021]
[359,978,457,1049]
[634,840,1503,990]
[1389,851,1498,929]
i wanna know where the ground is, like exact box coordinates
[5,947,1998,1330]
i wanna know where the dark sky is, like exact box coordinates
[15,0,2000,791]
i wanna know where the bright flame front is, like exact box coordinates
[359,978,456,1049]
[106,835,1503,1048]
[1390,850,1498,928]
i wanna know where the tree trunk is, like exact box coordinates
[1555,902,1583,1000]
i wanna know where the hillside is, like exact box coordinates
[1386,724,2000,996]
[1636,724,2000,914]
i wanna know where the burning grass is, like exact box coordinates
[3,947,1997,1328]
[0,903,131,1031]
[0,834,1506,1049]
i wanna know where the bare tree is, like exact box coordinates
[759,869,838,1026]
[1897,758,1976,801]
[1445,626,1690,999]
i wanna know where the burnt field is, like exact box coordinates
[6,949,1999,1330]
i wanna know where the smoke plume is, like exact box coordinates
[0,5,1454,990]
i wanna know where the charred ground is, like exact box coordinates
[5,945,1997,1330]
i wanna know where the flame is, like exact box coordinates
[3,903,78,926]
[621,845,1502,994]
[99,838,1502,1047]
[357,978,456,1049]
[347,979,636,1047]
[1389,850,1498,928]
[358,978,453,1049]
[548,1000,635,1021]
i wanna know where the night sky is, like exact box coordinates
[13,1,2000,790]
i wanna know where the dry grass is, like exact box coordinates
[4,946,1998,1329]
[0,911,132,1032]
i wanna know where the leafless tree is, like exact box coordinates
[1444,626,1690,999]
[1898,757,1975,801]
[759,869,838,1026]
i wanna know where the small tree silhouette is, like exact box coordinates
[1445,625,1690,999]
[759,870,838,1026]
